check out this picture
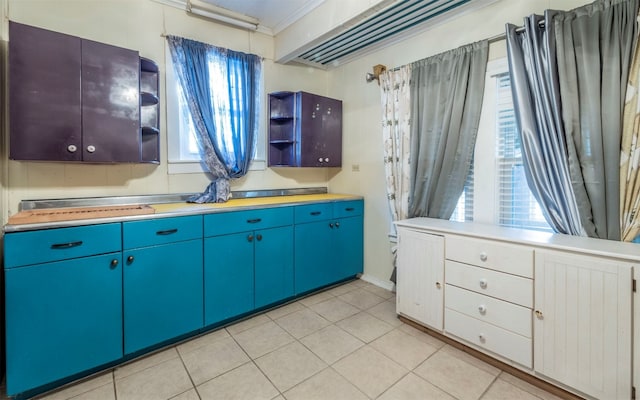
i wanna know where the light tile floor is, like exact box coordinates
[23,279,563,400]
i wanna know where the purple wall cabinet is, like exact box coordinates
[140,58,160,164]
[9,21,144,163]
[268,91,342,167]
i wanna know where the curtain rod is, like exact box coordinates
[487,20,545,44]
[386,20,546,72]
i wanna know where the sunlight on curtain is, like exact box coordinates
[409,41,488,219]
[166,35,261,203]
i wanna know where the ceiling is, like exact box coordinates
[190,0,498,68]
[200,0,324,34]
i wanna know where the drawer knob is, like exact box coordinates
[479,252,488,262]
[479,333,486,342]
[535,310,544,319]
[127,256,134,263]
[478,304,487,314]
[435,282,442,289]
[110,259,119,268]
[479,278,488,289]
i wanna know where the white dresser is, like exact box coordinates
[395,218,638,400]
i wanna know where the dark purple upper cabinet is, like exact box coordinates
[267,91,342,168]
[81,39,140,162]
[9,21,142,163]
[297,92,342,167]
[9,21,82,161]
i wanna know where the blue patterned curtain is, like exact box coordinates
[167,36,262,203]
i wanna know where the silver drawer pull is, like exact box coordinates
[479,278,488,289]
[156,228,178,235]
[478,304,487,314]
[51,241,83,249]
[479,252,488,262]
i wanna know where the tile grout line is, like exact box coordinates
[228,326,286,398]
[476,373,500,400]
[176,344,203,400]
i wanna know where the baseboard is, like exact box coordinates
[359,273,395,292]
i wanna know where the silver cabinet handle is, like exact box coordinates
[67,144,77,153]
[51,241,82,249]
[86,145,96,153]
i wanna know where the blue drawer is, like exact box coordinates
[204,207,293,237]
[123,215,202,249]
[294,203,333,224]
[4,223,122,268]
[333,200,363,218]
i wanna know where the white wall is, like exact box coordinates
[0,0,333,221]
[326,0,590,286]
[0,0,598,286]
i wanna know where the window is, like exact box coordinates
[494,73,551,232]
[450,163,474,222]
[165,44,266,174]
[450,58,551,232]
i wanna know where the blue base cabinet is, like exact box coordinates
[294,200,363,294]
[3,198,362,397]
[204,207,294,326]
[334,215,364,280]
[204,232,255,325]
[255,225,294,309]
[122,216,204,354]
[294,220,333,293]
[4,224,123,396]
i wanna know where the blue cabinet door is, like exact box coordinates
[334,215,364,281]
[5,253,123,396]
[255,226,294,308]
[204,232,254,326]
[294,220,333,294]
[123,239,204,354]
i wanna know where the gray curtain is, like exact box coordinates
[506,15,585,236]
[553,0,639,240]
[409,41,489,218]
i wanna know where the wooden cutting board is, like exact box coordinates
[8,204,156,225]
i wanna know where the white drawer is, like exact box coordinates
[445,285,531,337]
[445,308,532,368]
[445,260,533,308]
[446,235,533,278]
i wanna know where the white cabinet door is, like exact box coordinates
[534,250,634,400]
[396,227,444,331]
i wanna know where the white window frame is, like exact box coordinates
[165,44,266,174]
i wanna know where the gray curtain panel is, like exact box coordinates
[506,15,585,236]
[409,41,489,218]
[553,0,639,240]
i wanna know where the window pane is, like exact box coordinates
[176,82,200,160]
[450,162,474,222]
[495,73,551,232]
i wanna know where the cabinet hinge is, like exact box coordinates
[632,385,636,400]
[633,279,637,293]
